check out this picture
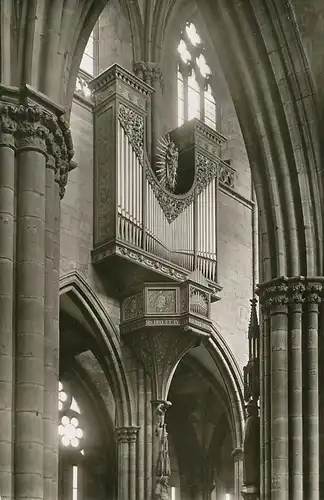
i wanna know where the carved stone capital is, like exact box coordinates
[115,426,140,444]
[0,101,73,198]
[134,61,164,90]
[257,276,324,311]
[0,111,17,148]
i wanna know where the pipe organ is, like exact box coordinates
[89,64,232,301]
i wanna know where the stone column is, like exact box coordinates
[115,426,139,500]
[0,91,73,500]
[15,108,48,500]
[0,108,17,500]
[257,277,323,500]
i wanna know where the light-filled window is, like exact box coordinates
[80,32,94,75]
[72,465,78,500]
[58,381,84,454]
[177,22,216,130]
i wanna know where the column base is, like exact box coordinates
[241,484,259,500]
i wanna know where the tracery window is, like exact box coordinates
[58,381,84,452]
[177,22,216,130]
[58,381,84,500]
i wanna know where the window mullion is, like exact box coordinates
[200,81,205,122]
[183,71,189,122]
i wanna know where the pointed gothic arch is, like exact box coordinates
[59,271,135,428]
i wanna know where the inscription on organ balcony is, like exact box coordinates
[120,279,212,401]
[120,278,212,336]
[89,64,230,300]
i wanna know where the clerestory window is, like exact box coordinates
[177,22,216,130]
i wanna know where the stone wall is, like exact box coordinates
[211,190,253,369]
[60,96,120,327]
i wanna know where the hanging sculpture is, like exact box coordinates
[153,401,172,500]
[242,298,260,499]
[156,134,179,193]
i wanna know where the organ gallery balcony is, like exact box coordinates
[89,64,234,301]
[119,279,213,400]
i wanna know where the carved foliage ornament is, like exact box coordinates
[118,104,218,222]
[123,292,144,321]
[257,278,324,310]
[0,103,73,198]
[118,104,144,159]
[146,152,218,223]
[134,61,164,90]
[115,426,139,444]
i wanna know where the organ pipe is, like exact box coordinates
[117,118,218,282]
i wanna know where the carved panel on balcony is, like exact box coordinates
[123,292,144,321]
[120,280,213,400]
[147,289,177,314]
[190,287,209,317]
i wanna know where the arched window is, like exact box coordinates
[80,32,95,76]
[177,22,216,130]
[58,381,84,500]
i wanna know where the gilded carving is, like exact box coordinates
[145,153,218,223]
[118,104,144,158]
[156,134,179,193]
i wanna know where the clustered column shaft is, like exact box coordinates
[258,277,323,500]
[0,118,16,500]
[0,93,73,500]
[115,426,139,500]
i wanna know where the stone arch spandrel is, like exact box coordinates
[59,271,135,428]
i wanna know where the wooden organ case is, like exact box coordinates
[89,64,232,303]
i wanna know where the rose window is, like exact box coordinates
[58,382,84,452]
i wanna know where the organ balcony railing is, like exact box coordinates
[88,64,234,301]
